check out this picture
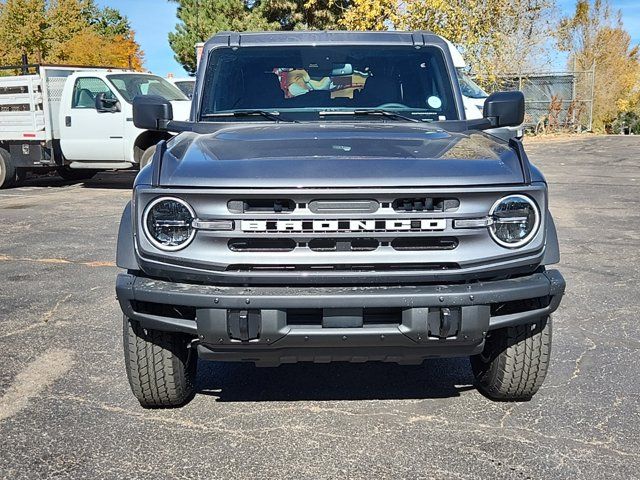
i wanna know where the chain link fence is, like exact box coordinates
[480,66,595,133]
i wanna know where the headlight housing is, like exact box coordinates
[489,194,540,248]
[143,197,196,251]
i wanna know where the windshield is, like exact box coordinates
[200,46,459,121]
[456,69,488,99]
[107,74,188,103]
[174,80,195,98]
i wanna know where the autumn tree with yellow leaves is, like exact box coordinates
[0,0,144,70]
[558,0,640,130]
[339,0,557,81]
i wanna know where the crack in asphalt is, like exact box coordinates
[0,254,115,268]
[0,349,74,422]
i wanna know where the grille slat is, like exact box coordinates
[392,197,460,212]
[228,199,296,214]
[391,237,458,251]
[228,238,296,252]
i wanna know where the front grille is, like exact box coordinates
[136,185,547,284]
[219,195,469,275]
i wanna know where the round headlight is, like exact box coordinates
[143,197,195,251]
[489,194,540,248]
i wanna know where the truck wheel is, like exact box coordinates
[471,316,552,401]
[139,145,156,170]
[0,148,16,189]
[123,316,197,408]
[57,166,98,181]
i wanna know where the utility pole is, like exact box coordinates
[571,57,576,127]
[588,61,595,132]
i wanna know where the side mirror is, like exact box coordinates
[483,91,524,128]
[95,93,120,113]
[133,95,173,130]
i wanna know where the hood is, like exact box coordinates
[159,123,524,188]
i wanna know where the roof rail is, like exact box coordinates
[0,63,126,76]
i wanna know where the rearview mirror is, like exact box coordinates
[133,95,173,130]
[483,91,524,128]
[95,93,120,113]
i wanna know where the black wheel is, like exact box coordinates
[0,148,16,189]
[123,316,197,408]
[57,166,98,181]
[139,145,157,170]
[471,316,552,401]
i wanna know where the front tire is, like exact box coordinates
[471,316,552,401]
[123,316,197,408]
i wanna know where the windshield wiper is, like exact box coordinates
[202,110,298,123]
[321,109,420,123]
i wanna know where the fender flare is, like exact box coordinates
[542,212,560,265]
[116,201,139,270]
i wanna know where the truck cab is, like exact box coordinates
[58,71,191,168]
[0,66,191,187]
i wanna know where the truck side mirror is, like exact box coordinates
[483,91,524,128]
[95,93,120,113]
[133,95,173,130]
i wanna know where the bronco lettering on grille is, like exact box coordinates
[240,219,447,232]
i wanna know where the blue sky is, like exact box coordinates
[99,0,640,77]
[96,0,187,77]
[558,0,639,43]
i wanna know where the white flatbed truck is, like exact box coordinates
[0,64,191,188]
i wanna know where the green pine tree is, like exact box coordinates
[168,0,349,74]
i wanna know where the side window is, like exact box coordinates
[72,77,116,109]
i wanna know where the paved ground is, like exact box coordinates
[0,136,638,479]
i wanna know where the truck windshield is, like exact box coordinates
[107,74,188,103]
[200,46,459,121]
[456,69,488,99]
[174,80,195,98]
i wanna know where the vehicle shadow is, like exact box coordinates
[16,171,135,190]
[196,358,476,402]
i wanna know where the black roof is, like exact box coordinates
[204,30,443,49]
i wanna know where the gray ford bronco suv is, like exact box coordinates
[116,31,565,407]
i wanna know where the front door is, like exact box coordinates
[60,76,125,162]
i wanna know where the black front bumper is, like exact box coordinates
[116,270,565,366]
[116,270,565,365]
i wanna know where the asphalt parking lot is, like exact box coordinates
[0,135,639,479]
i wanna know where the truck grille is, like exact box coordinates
[135,185,548,284]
